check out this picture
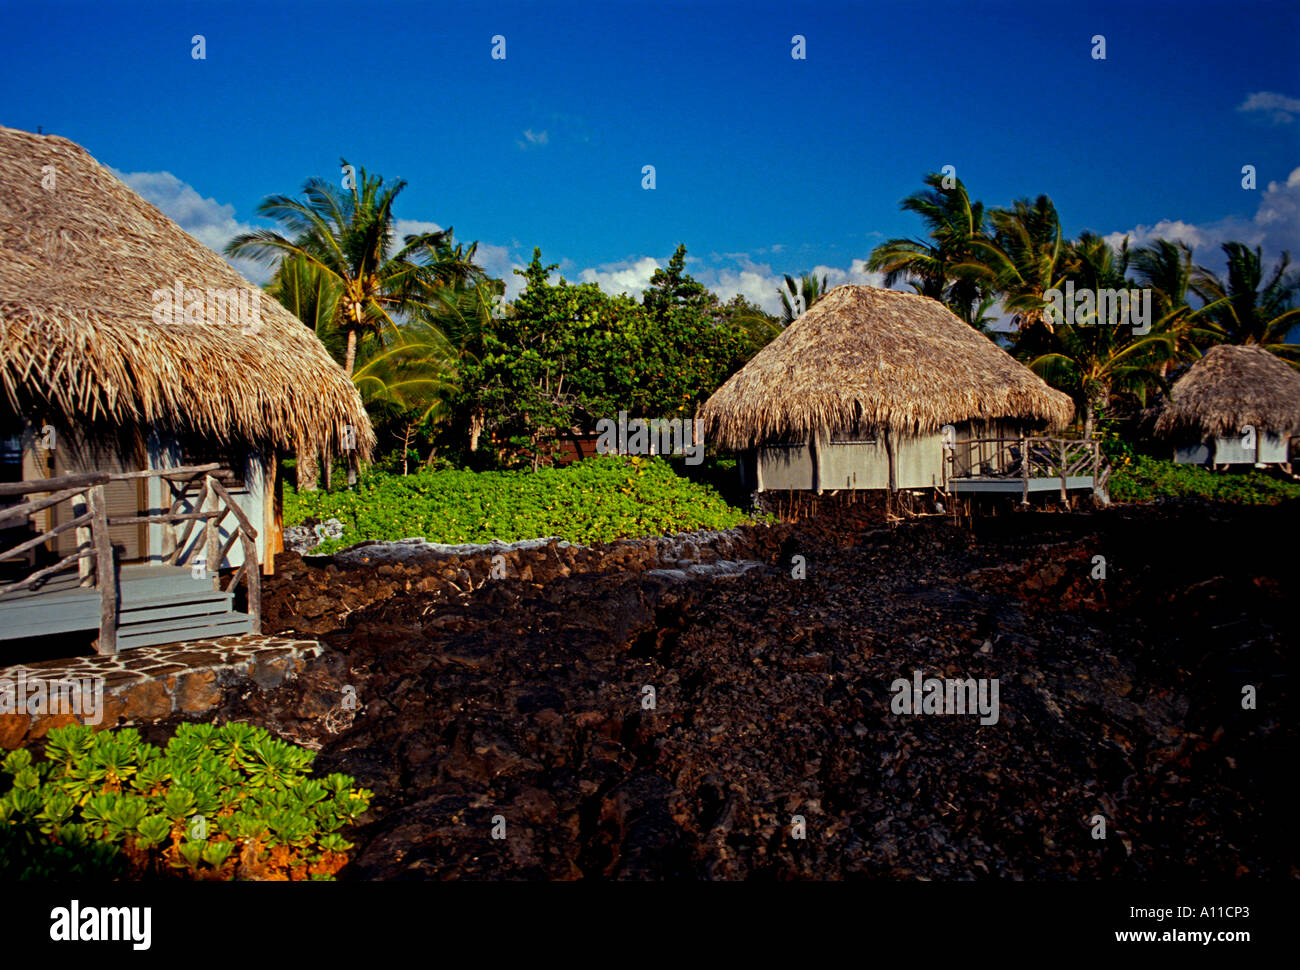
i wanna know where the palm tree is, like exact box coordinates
[867,172,989,324]
[1128,238,1229,377]
[779,272,830,325]
[955,195,1069,355]
[409,277,503,456]
[1191,243,1300,360]
[227,162,473,378]
[1132,238,1195,321]
[1027,323,1170,440]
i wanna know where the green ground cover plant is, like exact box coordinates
[286,455,758,551]
[1109,455,1300,504]
[0,723,372,880]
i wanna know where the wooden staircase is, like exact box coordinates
[0,565,253,650]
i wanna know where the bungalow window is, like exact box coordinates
[829,419,879,444]
[180,438,247,491]
[0,432,20,483]
[0,410,22,483]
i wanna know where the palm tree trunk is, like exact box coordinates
[297,450,319,491]
[1083,401,1095,441]
[468,409,484,452]
[344,327,358,377]
[321,451,333,491]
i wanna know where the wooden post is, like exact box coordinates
[205,476,220,590]
[262,454,277,576]
[88,485,117,655]
[75,491,94,586]
[754,448,765,494]
[1059,440,1068,504]
[1020,435,1030,505]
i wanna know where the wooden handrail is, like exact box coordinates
[207,477,258,540]
[0,472,110,498]
[0,550,90,597]
[0,485,103,528]
[0,511,93,561]
[105,463,221,482]
[108,509,224,526]
[1,464,264,644]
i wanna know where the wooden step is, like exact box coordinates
[118,591,235,625]
[114,611,254,650]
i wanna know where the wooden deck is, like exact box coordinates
[0,564,253,650]
[949,475,1099,494]
[945,436,1110,504]
[0,466,260,653]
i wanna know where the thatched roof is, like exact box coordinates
[702,285,1074,449]
[1155,344,1300,439]
[0,126,374,459]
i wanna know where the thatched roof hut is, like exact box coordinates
[1154,344,1300,440]
[702,285,1073,450]
[0,125,373,460]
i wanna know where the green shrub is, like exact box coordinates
[0,723,372,880]
[286,454,762,552]
[1110,455,1300,504]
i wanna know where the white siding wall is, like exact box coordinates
[145,432,266,569]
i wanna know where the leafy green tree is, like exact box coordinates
[1132,238,1196,321]
[642,244,713,319]
[636,246,749,415]
[717,293,782,358]
[459,249,644,468]
[1027,324,1169,440]
[1129,238,1226,376]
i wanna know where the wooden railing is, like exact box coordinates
[0,473,118,646]
[945,436,1106,503]
[0,465,260,654]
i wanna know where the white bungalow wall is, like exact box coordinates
[753,419,1041,492]
[756,431,947,491]
[1174,431,1288,465]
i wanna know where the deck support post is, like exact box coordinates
[88,485,118,655]
[75,491,94,586]
[1020,436,1030,505]
[1059,440,1068,505]
[204,476,220,590]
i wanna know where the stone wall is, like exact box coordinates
[0,634,321,749]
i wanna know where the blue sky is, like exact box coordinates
[3,0,1298,312]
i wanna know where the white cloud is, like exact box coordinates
[516,128,549,149]
[1103,166,1300,271]
[1237,91,1300,125]
[114,168,272,283]
[470,240,531,300]
[1102,219,1211,253]
[568,252,894,315]
[577,256,662,298]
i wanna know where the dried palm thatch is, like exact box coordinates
[0,125,374,459]
[1154,344,1300,439]
[702,285,1073,450]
